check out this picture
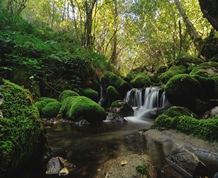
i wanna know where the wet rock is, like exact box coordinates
[106,112,127,123]
[202,106,218,118]
[95,154,156,178]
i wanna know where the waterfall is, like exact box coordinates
[124,87,169,119]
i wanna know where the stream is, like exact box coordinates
[35,117,185,178]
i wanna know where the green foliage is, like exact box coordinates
[60,96,106,124]
[164,106,198,118]
[159,65,186,84]
[41,101,61,118]
[130,73,151,88]
[136,165,149,177]
[0,79,43,176]
[35,101,47,114]
[58,90,79,103]
[106,86,120,103]
[81,88,99,102]
[39,97,57,104]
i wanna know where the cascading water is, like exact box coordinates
[124,87,169,119]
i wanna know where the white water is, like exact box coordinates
[124,87,169,120]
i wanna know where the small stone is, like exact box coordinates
[120,160,128,166]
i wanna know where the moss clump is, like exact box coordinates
[0,79,43,176]
[164,106,198,118]
[152,114,218,142]
[107,86,120,103]
[35,100,47,115]
[81,88,99,102]
[130,73,151,88]
[124,71,138,83]
[58,90,79,103]
[165,74,201,109]
[159,65,186,84]
[136,165,150,177]
[39,97,57,104]
[41,101,61,118]
[60,96,105,124]
[102,72,131,99]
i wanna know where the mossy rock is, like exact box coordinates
[41,101,61,118]
[174,52,203,67]
[81,87,99,102]
[159,65,186,84]
[163,106,198,118]
[152,113,218,142]
[60,96,105,124]
[39,97,57,104]
[130,73,151,88]
[58,90,79,103]
[124,71,138,83]
[165,74,201,110]
[111,100,134,117]
[107,86,121,103]
[0,79,43,176]
[102,72,131,99]
[35,100,47,115]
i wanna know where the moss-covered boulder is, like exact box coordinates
[152,114,218,142]
[165,74,201,110]
[60,96,105,124]
[0,79,44,177]
[163,106,198,118]
[111,100,134,117]
[58,90,79,103]
[159,65,186,84]
[130,73,151,88]
[39,97,57,104]
[81,87,99,102]
[190,62,218,99]
[34,100,47,115]
[102,72,131,99]
[41,101,61,118]
[107,86,121,103]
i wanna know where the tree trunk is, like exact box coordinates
[174,0,203,52]
[198,0,218,31]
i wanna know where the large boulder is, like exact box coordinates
[110,100,134,117]
[58,90,79,103]
[60,96,106,124]
[106,85,121,104]
[165,74,201,110]
[0,79,44,177]
[130,73,151,88]
[81,87,99,102]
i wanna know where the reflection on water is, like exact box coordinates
[34,117,184,178]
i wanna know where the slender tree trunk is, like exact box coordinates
[174,0,203,52]
[198,0,218,31]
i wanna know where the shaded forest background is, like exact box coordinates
[0,0,217,98]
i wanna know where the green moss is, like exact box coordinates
[60,96,105,124]
[81,88,99,102]
[34,101,47,115]
[124,71,138,83]
[102,72,131,99]
[0,79,43,176]
[130,73,151,88]
[174,52,203,67]
[39,97,57,104]
[164,106,198,118]
[165,74,201,109]
[41,101,61,118]
[111,100,134,116]
[136,165,150,177]
[159,65,186,84]
[152,113,218,142]
[107,86,120,103]
[58,90,79,103]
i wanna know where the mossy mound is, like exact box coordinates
[34,101,47,115]
[152,114,218,142]
[81,88,99,102]
[102,72,131,99]
[190,62,218,99]
[111,100,134,117]
[0,79,43,176]
[41,101,61,118]
[163,106,198,118]
[39,97,57,104]
[159,65,186,84]
[165,74,201,109]
[124,71,138,83]
[60,96,105,124]
[130,73,151,88]
[58,90,79,103]
[107,86,121,103]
